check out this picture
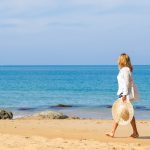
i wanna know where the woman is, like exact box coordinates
[106,53,139,138]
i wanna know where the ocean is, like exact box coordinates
[0,65,149,119]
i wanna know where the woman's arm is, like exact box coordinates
[122,69,130,101]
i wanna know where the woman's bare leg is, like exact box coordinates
[130,116,139,138]
[105,121,118,137]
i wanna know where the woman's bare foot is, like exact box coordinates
[130,133,139,138]
[105,132,114,137]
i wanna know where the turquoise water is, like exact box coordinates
[0,65,149,119]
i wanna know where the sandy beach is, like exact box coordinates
[0,118,150,150]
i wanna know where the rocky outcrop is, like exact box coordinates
[51,104,73,108]
[0,110,13,119]
[69,116,80,119]
[32,111,69,119]
[18,107,36,111]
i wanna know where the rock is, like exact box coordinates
[0,110,13,119]
[18,107,36,111]
[51,104,73,108]
[33,111,69,119]
[69,116,80,119]
[106,105,112,108]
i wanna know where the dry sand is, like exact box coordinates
[0,119,150,150]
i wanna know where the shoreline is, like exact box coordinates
[3,103,150,120]
[12,112,150,120]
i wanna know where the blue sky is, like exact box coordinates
[0,0,150,65]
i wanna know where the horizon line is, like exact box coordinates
[0,64,149,66]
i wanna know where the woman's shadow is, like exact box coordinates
[138,136,150,140]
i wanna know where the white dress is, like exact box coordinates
[117,67,133,100]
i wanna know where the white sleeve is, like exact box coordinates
[122,69,130,96]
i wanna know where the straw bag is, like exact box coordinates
[129,82,139,101]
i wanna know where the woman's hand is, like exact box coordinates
[122,95,127,102]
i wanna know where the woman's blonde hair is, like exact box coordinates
[118,53,133,72]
